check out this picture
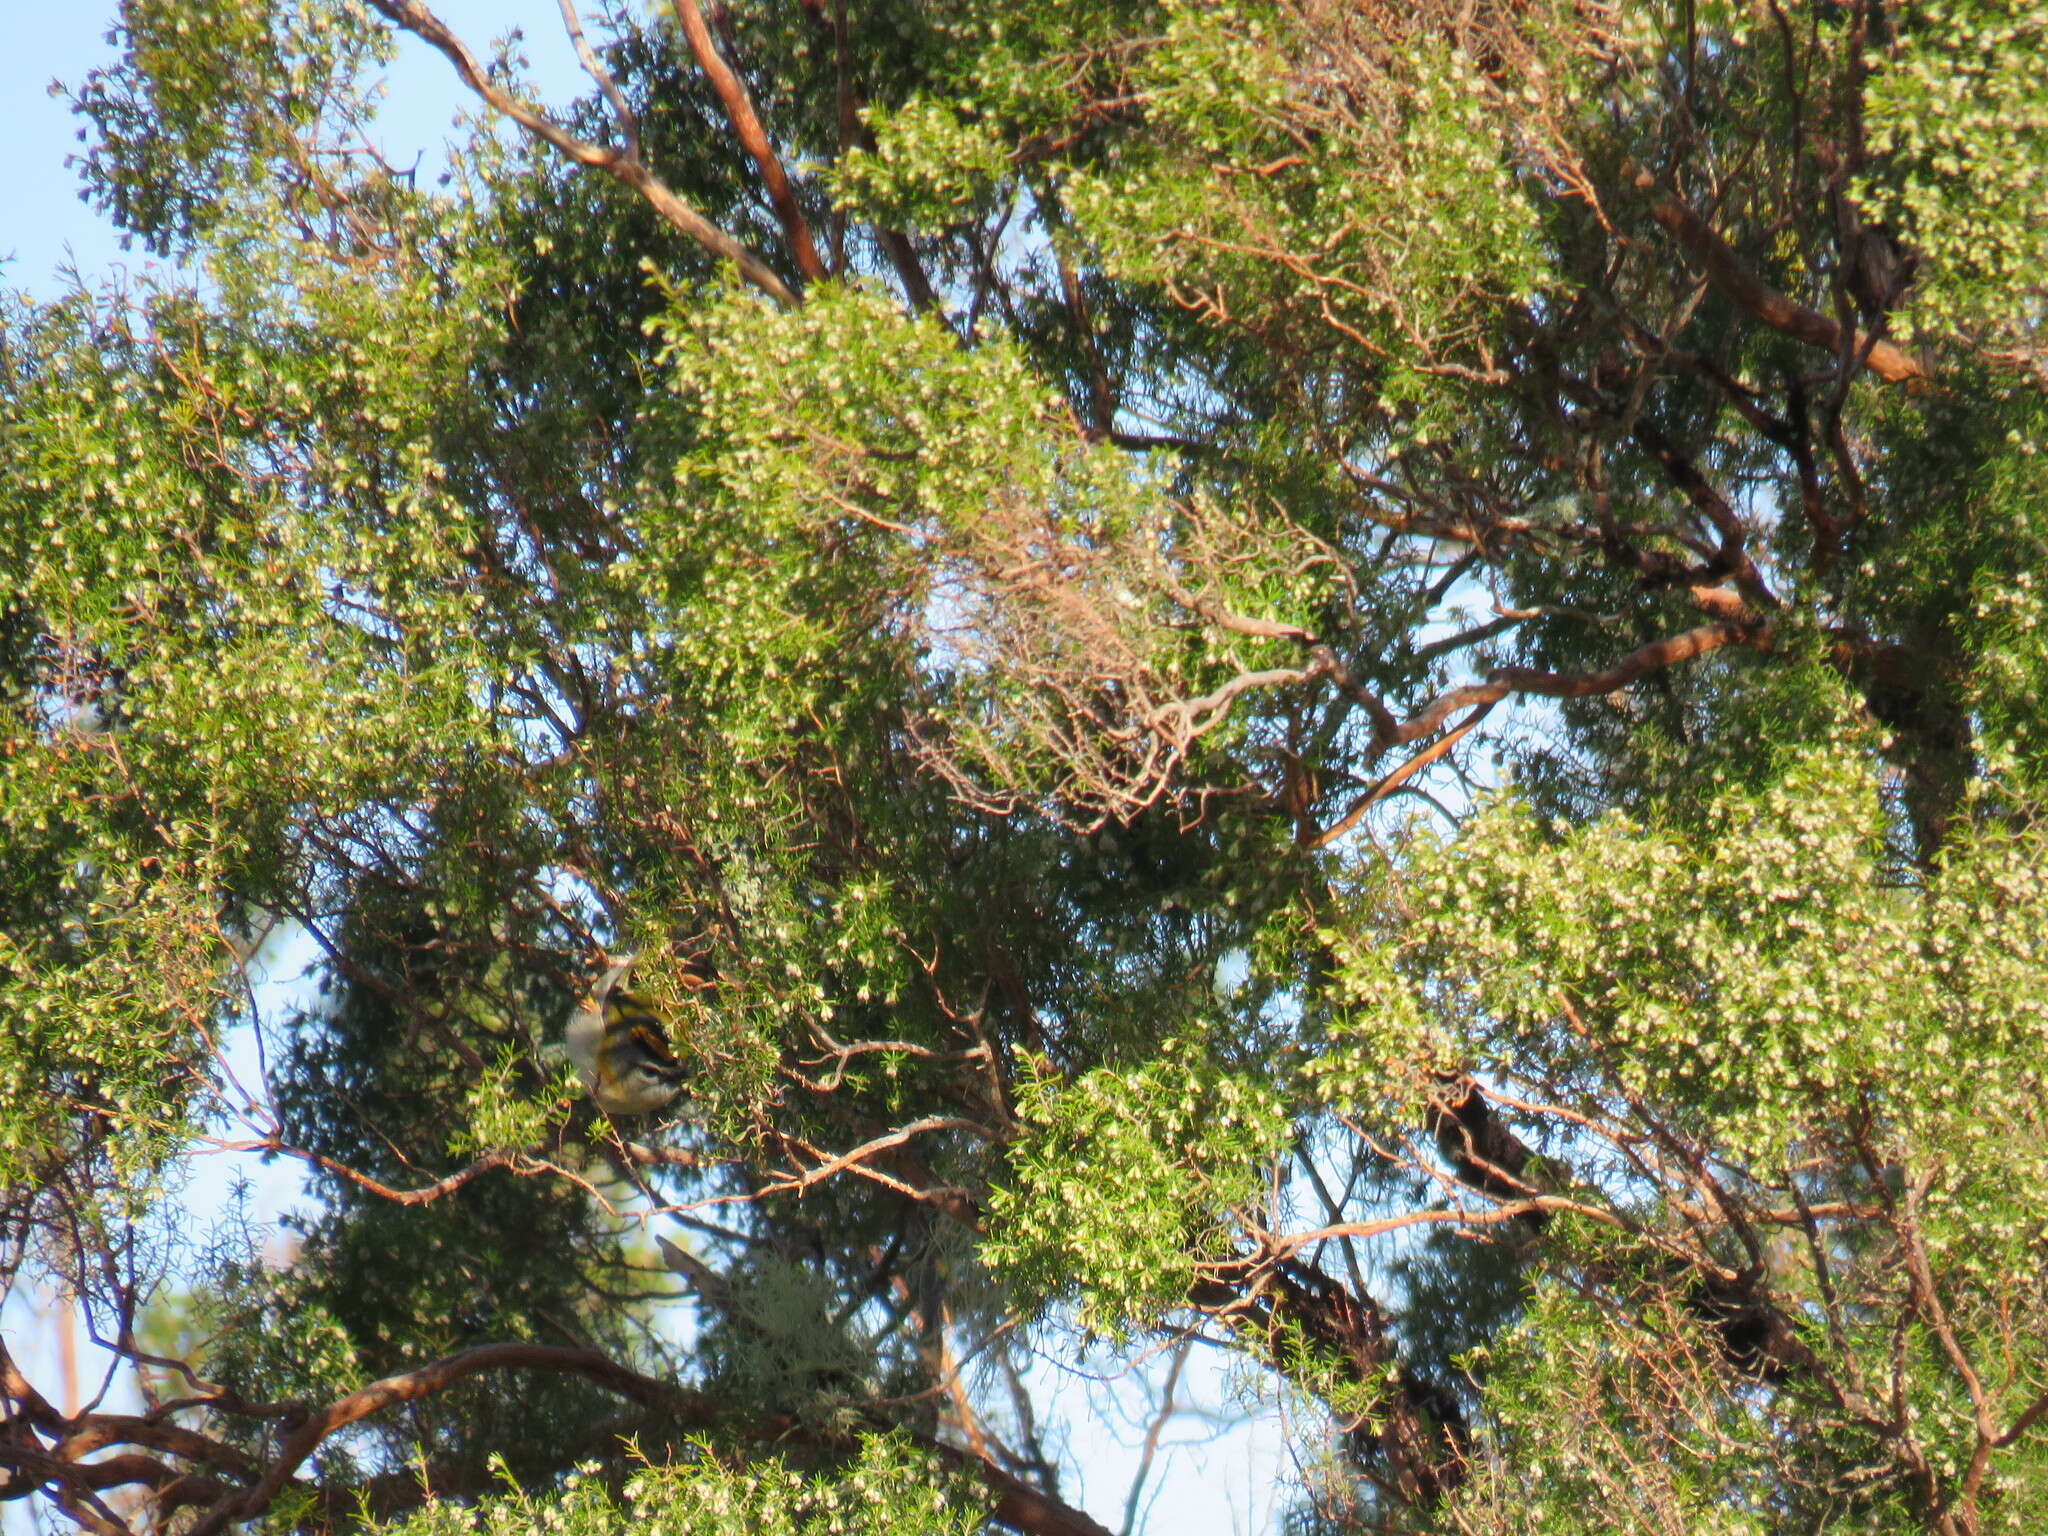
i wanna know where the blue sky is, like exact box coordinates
[2,2,133,296]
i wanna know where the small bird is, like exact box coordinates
[565,955,687,1114]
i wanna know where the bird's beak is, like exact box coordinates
[596,953,638,1001]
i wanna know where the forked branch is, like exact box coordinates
[364,0,801,305]
[10,1338,1116,1536]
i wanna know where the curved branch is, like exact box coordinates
[364,0,800,306]
[53,1419,259,1482]
[937,1443,1119,1536]
[181,1345,710,1536]
[1151,664,1322,740]
[1310,699,1495,849]
[1262,1198,1629,1259]
[0,1444,230,1522]
[159,1340,1112,1536]
[1386,616,1770,746]
[554,0,639,160]
[210,1139,527,1206]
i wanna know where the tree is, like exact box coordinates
[5,1,2048,1533]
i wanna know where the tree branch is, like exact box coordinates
[364,0,801,306]
[790,0,938,308]
[554,0,639,160]
[1310,699,1496,849]
[1385,616,1770,746]
[667,0,828,285]
[150,1339,1114,1536]
[209,1139,527,1206]
[182,1345,702,1536]
[1262,1197,1629,1258]
[1629,164,1925,385]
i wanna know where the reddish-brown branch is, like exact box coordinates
[1553,369,1769,600]
[132,1339,1113,1536]
[1901,1174,2002,1526]
[1996,1390,2048,1449]
[1057,251,1118,438]
[668,0,828,285]
[364,0,800,305]
[1186,1258,1465,1506]
[791,0,937,309]
[1624,414,1778,610]
[181,1345,701,1536]
[0,1443,143,1536]
[935,1444,1119,1536]
[1386,616,1770,746]
[1,1445,230,1518]
[53,1418,259,1481]
[211,1139,525,1206]
[1263,1197,1629,1258]
[0,1342,67,1434]
[1629,164,1925,385]
[1310,699,1496,849]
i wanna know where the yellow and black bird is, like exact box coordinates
[565,955,687,1115]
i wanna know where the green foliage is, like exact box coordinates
[72,0,395,255]
[1445,1279,1802,1536]
[196,1247,366,1452]
[827,98,1013,226]
[1060,1,1554,389]
[12,1,2048,1532]
[384,1436,988,1536]
[1862,1,2048,358]
[1311,739,2048,1528]
[1327,732,2048,1222]
[986,1039,1286,1332]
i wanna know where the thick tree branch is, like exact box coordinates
[1188,1258,1467,1506]
[667,0,828,284]
[144,1340,1112,1536]
[943,1445,1120,1536]
[50,1419,258,1482]
[1621,412,1778,610]
[1630,164,1925,385]
[181,1345,701,1536]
